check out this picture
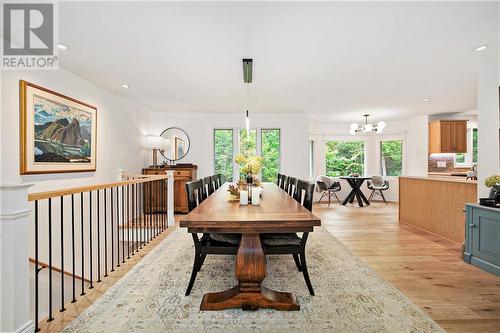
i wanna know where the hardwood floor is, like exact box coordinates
[315,201,500,333]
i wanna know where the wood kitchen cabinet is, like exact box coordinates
[143,165,197,213]
[428,120,467,153]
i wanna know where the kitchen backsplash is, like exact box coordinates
[428,154,471,173]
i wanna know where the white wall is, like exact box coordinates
[148,112,310,180]
[0,69,149,309]
[0,69,148,190]
[476,5,500,198]
[309,116,428,202]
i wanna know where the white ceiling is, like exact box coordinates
[58,1,498,122]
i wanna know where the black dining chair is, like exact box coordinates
[287,177,298,197]
[317,180,342,206]
[202,176,214,197]
[261,179,316,295]
[211,174,222,190]
[279,174,287,190]
[277,173,282,187]
[281,175,290,192]
[184,180,240,296]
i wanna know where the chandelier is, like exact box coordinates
[349,114,386,135]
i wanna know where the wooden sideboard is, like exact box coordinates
[143,165,197,213]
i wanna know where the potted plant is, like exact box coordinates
[485,175,500,199]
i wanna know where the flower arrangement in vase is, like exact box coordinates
[485,175,500,199]
[234,153,263,184]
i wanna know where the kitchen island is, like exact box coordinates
[399,176,477,243]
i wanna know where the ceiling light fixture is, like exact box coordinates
[473,44,488,52]
[423,97,431,102]
[242,58,253,136]
[57,43,68,50]
[122,84,129,89]
[349,114,385,135]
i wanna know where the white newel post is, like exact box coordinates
[166,171,175,227]
[0,183,34,333]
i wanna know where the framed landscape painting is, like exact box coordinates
[19,80,97,174]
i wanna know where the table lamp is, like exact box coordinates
[144,135,163,167]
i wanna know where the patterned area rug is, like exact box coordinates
[63,228,444,333]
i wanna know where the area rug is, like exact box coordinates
[63,228,444,333]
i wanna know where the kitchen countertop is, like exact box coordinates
[400,175,477,184]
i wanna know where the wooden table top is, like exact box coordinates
[180,182,321,233]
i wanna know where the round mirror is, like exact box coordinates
[159,127,190,161]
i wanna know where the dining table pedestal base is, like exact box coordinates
[199,233,300,311]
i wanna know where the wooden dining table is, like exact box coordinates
[180,182,321,311]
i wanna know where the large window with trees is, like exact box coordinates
[214,129,234,183]
[214,128,281,183]
[380,140,403,176]
[261,129,280,182]
[325,140,365,177]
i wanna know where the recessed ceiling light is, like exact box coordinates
[122,84,129,89]
[57,43,68,50]
[423,98,431,102]
[473,44,488,52]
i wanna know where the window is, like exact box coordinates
[309,140,315,178]
[455,128,478,166]
[214,128,281,183]
[238,129,257,157]
[214,129,234,183]
[325,141,365,177]
[261,129,280,182]
[380,140,403,176]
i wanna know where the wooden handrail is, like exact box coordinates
[28,174,169,202]
[29,258,91,283]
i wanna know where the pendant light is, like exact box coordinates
[243,58,253,137]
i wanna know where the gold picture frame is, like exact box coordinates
[20,80,97,174]
[174,136,186,160]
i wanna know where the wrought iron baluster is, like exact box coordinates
[122,185,125,263]
[89,191,93,289]
[71,194,76,303]
[127,184,130,259]
[111,187,115,271]
[48,198,54,321]
[104,188,108,277]
[60,196,66,312]
[34,201,40,332]
[80,193,85,296]
[97,189,101,282]
[116,186,121,268]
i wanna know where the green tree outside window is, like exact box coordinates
[214,129,234,183]
[380,140,403,176]
[261,129,280,182]
[325,141,365,177]
[238,129,257,179]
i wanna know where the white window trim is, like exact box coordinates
[376,134,406,180]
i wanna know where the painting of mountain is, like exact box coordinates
[33,94,93,163]
[20,80,97,174]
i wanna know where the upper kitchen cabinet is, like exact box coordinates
[428,120,467,153]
